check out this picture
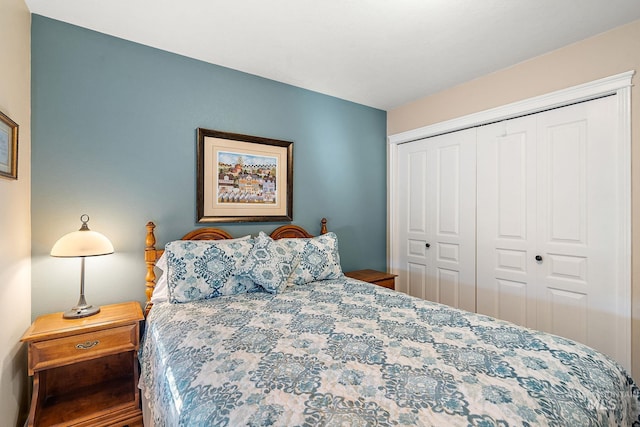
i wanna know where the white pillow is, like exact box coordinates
[150,253,169,304]
[150,235,251,304]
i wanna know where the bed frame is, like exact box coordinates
[144,218,328,315]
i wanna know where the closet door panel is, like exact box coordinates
[407,262,428,300]
[398,143,430,298]
[493,278,528,324]
[429,130,476,312]
[397,128,476,312]
[437,268,460,309]
[544,288,588,344]
[476,116,538,328]
[407,151,428,235]
[535,96,620,360]
[435,144,461,236]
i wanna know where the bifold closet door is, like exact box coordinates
[397,128,476,312]
[476,96,624,363]
[476,115,538,327]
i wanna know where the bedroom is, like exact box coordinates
[2,0,640,425]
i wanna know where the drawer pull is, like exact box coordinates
[76,340,100,350]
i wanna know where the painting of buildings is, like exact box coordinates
[217,151,277,204]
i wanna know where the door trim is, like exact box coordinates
[388,70,633,370]
[388,71,633,144]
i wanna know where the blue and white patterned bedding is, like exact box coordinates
[139,277,640,426]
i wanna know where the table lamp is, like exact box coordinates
[50,214,114,319]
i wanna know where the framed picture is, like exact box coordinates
[0,111,18,180]
[197,128,293,223]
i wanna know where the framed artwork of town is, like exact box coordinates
[197,128,293,223]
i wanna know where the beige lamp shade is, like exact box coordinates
[51,229,114,257]
[51,214,114,257]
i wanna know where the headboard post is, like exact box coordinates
[320,218,327,235]
[144,221,158,314]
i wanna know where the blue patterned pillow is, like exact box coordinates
[165,239,258,303]
[280,232,343,286]
[237,232,296,293]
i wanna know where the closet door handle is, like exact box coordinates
[425,243,431,248]
[535,255,543,262]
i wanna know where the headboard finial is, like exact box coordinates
[146,221,156,249]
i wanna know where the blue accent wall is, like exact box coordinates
[31,15,387,317]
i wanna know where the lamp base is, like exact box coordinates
[63,304,101,319]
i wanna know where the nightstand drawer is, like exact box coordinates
[29,324,138,373]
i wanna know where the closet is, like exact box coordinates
[393,94,630,370]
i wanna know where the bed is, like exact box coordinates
[139,219,640,426]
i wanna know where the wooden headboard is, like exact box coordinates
[144,218,328,315]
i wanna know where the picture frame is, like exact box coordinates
[0,111,18,180]
[197,128,293,223]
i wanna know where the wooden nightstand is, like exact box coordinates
[345,269,397,290]
[21,301,144,427]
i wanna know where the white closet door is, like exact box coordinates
[476,115,538,327]
[397,141,429,299]
[397,129,476,312]
[477,96,625,365]
[535,96,621,360]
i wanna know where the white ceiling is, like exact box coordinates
[24,0,640,110]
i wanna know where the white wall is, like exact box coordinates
[0,0,31,425]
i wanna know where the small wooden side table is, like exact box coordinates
[345,269,397,290]
[21,301,144,427]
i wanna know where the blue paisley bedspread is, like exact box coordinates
[139,277,640,426]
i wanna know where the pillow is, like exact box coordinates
[151,235,252,304]
[165,238,257,303]
[237,232,296,293]
[281,232,343,286]
[151,275,169,304]
[150,252,168,303]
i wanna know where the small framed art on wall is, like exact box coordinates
[0,111,18,180]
